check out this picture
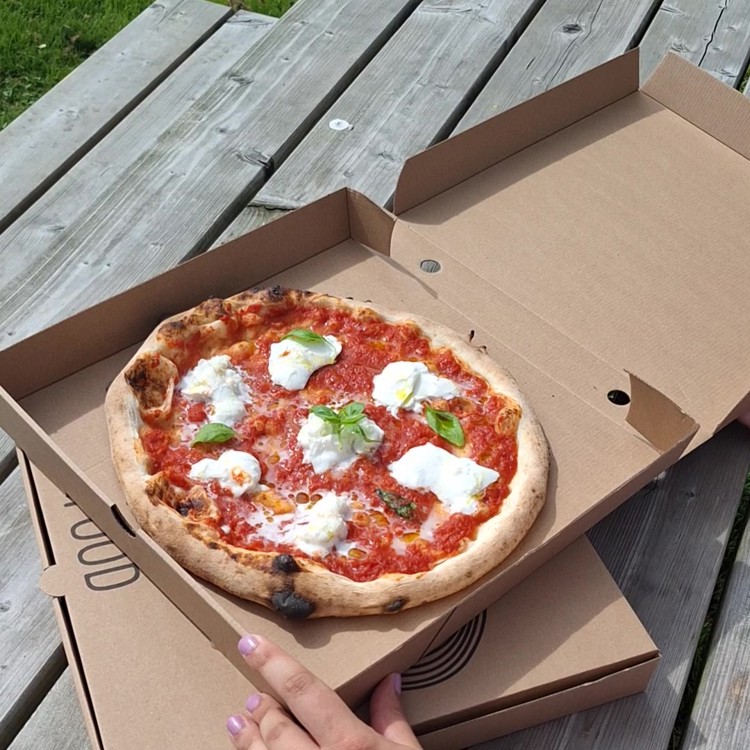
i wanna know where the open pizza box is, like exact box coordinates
[21,450,658,749]
[2,49,750,706]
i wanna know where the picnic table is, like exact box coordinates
[1,1,750,748]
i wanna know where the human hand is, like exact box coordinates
[226,634,423,750]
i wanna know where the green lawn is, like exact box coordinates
[0,0,294,129]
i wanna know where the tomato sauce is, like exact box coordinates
[142,301,518,582]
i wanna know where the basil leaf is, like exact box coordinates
[339,401,366,423]
[310,405,339,425]
[342,421,379,444]
[425,406,465,448]
[281,328,329,347]
[191,423,236,446]
[376,489,416,519]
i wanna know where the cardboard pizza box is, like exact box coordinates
[1,50,749,703]
[21,451,658,750]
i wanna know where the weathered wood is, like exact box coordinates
[216,0,545,242]
[0,469,65,746]
[0,13,276,493]
[681,488,750,749]
[469,424,750,749]
[457,0,661,132]
[214,204,290,245]
[0,0,420,350]
[0,0,230,232]
[640,0,750,85]
[7,670,92,750]
[0,433,17,483]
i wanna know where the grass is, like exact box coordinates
[0,0,295,129]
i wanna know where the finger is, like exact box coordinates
[226,713,266,750]
[245,692,317,750]
[239,634,373,747]
[370,674,420,748]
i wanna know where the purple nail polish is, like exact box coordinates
[226,715,245,736]
[238,634,259,656]
[392,673,402,695]
[246,693,262,712]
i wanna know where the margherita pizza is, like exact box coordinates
[105,287,548,618]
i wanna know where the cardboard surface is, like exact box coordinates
[0,53,748,702]
[21,451,657,749]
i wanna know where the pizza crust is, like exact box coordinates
[105,287,549,618]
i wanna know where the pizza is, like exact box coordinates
[105,287,548,618]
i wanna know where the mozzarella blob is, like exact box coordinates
[372,361,459,415]
[293,492,351,557]
[297,412,384,473]
[268,335,342,390]
[388,443,499,515]
[189,450,262,498]
[179,355,250,426]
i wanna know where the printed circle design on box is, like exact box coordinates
[402,610,487,690]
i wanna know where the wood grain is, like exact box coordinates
[220,0,545,240]
[0,12,276,493]
[0,0,419,350]
[0,469,65,747]
[468,424,750,749]
[681,485,750,749]
[7,670,92,750]
[0,0,230,232]
[457,0,661,132]
[639,0,750,85]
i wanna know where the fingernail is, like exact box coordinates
[392,673,402,695]
[226,715,245,736]
[246,693,261,712]
[238,634,259,656]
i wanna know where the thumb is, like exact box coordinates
[370,673,420,748]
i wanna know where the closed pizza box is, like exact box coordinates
[1,50,749,703]
[21,450,658,750]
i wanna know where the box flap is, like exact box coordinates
[393,50,640,215]
[391,55,750,446]
[643,52,750,160]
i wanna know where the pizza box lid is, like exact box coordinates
[21,449,658,750]
[0,50,747,702]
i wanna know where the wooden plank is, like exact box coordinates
[0,469,65,746]
[0,0,420,350]
[640,0,750,86]
[0,12,276,490]
[214,0,545,244]
[468,424,750,749]
[7,669,92,750]
[0,0,230,233]
[681,488,750,749]
[457,0,661,132]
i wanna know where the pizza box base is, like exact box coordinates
[21,450,658,750]
[1,50,749,703]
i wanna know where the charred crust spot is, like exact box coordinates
[271,555,300,573]
[266,285,285,302]
[190,297,227,324]
[271,589,316,619]
[159,320,188,339]
[272,554,301,574]
[384,597,407,614]
[207,541,219,550]
[174,496,205,517]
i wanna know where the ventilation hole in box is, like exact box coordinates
[607,389,631,406]
[420,259,441,273]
